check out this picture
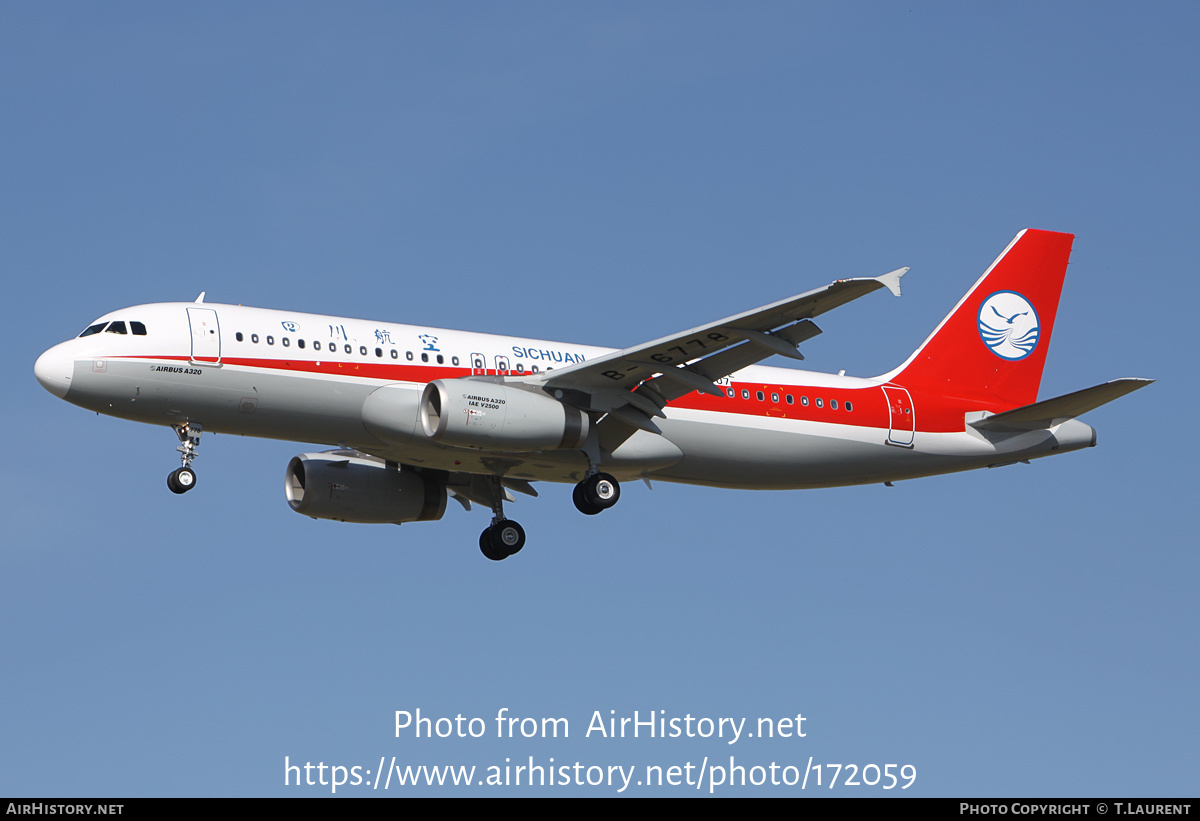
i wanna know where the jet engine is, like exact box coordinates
[420,380,589,451]
[361,383,422,446]
[285,451,446,524]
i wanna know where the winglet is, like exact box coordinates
[877,267,906,297]
[195,292,206,303]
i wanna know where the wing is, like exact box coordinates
[516,268,906,436]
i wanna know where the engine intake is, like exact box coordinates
[285,452,446,525]
[420,380,589,451]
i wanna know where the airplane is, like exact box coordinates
[34,229,1150,560]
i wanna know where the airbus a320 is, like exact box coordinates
[34,229,1150,560]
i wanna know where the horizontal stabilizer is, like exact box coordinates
[969,378,1153,432]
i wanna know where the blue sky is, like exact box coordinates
[2,3,1195,796]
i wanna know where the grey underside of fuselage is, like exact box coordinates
[67,360,1086,490]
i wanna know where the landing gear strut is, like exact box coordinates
[573,472,620,516]
[167,422,203,494]
[479,476,525,561]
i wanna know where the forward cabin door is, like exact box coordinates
[187,308,221,365]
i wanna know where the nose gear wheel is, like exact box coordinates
[167,467,197,494]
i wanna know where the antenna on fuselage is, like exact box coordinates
[194,292,206,303]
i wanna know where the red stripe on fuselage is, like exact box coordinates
[114,354,1000,434]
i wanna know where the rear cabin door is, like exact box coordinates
[883,386,915,447]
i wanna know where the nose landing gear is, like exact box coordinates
[167,423,203,495]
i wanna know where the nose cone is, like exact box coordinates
[34,343,73,399]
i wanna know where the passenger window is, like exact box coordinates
[375,347,382,357]
[816,398,823,408]
[452,356,459,366]
[105,322,127,334]
[313,341,321,351]
[801,396,809,406]
[130,322,147,335]
[282,337,290,347]
[390,350,398,359]
[236,332,244,342]
[406,351,414,361]
[437,354,444,364]
[771,392,779,403]
[845,401,853,412]
[79,323,108,337]
[267,336,274,345]
[298,339,305,349]
[741,389,749,399]
[786,394,794,404]
[344,344,351,355]
[421,353,429,363]
[359,346,367,356]
[251,334,259,343]
[756,391,764,401]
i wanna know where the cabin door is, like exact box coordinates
[883,386,914,447]
[187,308,221,365]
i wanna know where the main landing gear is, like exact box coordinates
[167,422,203,495]
[479,476,526,561]
[479,520,526,562]
[477,472,622,560]
[572,472,620,516]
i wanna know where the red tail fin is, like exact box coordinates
[883,229,1074,408]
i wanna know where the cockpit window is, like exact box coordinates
[78,320,146,338]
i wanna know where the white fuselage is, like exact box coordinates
[34,301,1096,490]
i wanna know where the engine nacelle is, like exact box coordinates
[285,452,446,524]
[361,383,422,445]
[420,380,589,451]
